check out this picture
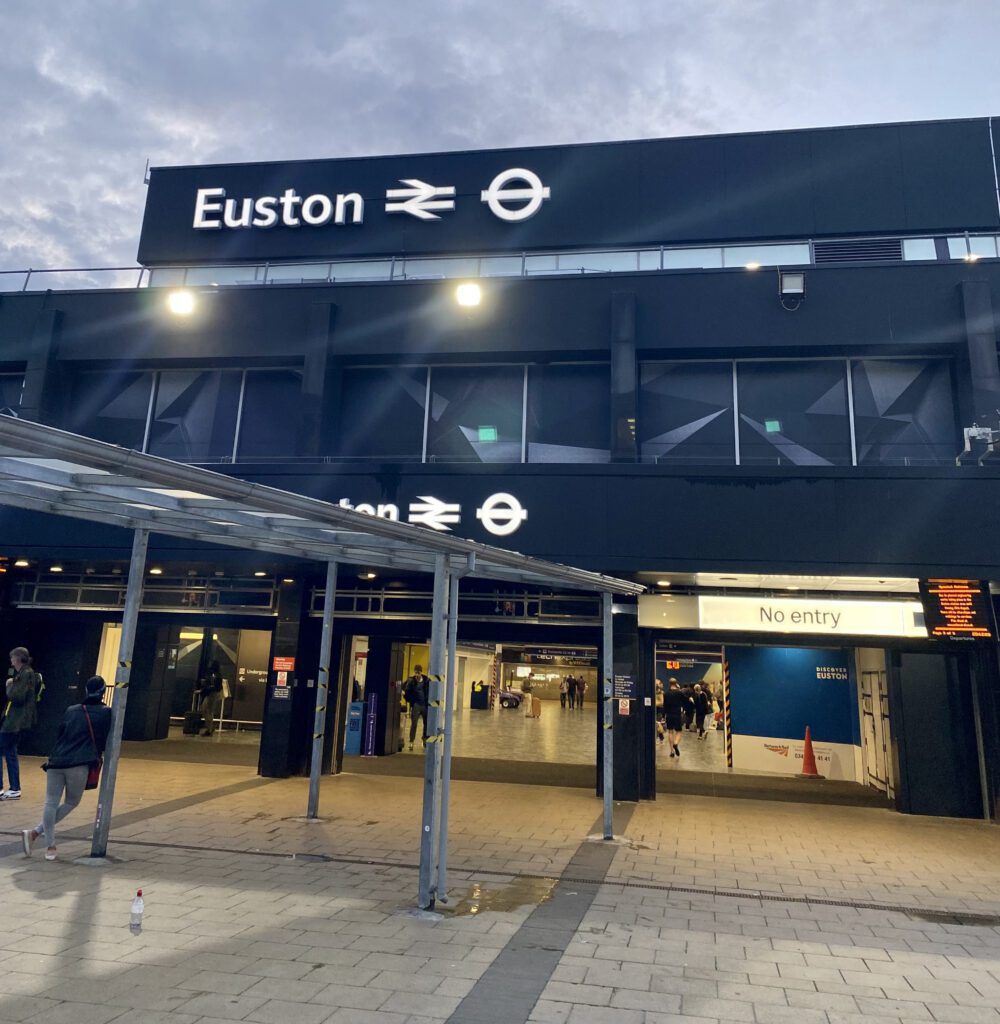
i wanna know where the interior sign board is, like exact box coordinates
[918,579,993,639]
[613,674,637,699]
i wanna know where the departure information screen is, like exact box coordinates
[918,579,994,639]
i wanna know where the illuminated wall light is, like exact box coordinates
[149,567,163,575]
[49,565,63,573]
[282,577,295,583]
[656,580,671,587]
[166,289,195,315]
[455,282,482,307]
[14,559,29,568]
[964,253,981,263]
[254,571,268,577]
[745,261,761,270]
[359,571,377,580]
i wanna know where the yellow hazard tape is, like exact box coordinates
[313,733,323,740]
[429,700,444,708]
[426,734,443,743]
[119,660,131,669]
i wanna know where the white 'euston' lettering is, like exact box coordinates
[193,187,364,230]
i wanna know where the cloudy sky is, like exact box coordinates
[2,0,999,271]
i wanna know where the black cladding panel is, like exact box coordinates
[137,118,1000,265]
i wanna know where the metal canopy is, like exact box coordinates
[0,415,645,597]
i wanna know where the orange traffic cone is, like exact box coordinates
[799,726,825,779]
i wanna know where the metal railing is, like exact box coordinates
[311,586,602,625]
[4,230,995,295]
[12,572,279,614]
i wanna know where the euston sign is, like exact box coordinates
[192,167,551,231]
[336,492,527,537]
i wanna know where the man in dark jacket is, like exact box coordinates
[22,675,112,861]
[403,665,429,751]
[2,646,39,800]
[198,661,225,736]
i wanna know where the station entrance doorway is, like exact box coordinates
[654,640,894,798]
[342,635,600,782]
[95,621,272,753]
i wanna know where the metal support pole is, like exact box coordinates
[90,529,149,858]
[418,554,449,908]
[602,592,614,840]
[436,567,460,900]
[307,560,338,819]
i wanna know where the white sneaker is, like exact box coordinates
[1,790,21,801]
[21,829,37,857]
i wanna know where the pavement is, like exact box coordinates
[0,753,999,1024]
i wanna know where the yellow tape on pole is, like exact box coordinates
[722,647,733,769]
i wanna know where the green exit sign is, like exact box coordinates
[478,425,498,442]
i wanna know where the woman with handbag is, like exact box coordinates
[21,676,112,861]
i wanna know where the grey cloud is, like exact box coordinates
[0,0,998,271]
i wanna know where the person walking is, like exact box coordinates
[577,677,587,708]
[21,675,111,861]
[198,661,224,736]
[403,664,429,750]
[559,676,569,709]
[662,678,689,759]
[693,683,711,739]
[654,679,665,743]
[2,647,39,801]
[567,675,577,710]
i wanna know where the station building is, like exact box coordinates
[2,115,1000,820]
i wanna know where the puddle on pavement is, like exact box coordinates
[440,876,558,917]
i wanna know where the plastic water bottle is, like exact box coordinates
[129,889,144,935]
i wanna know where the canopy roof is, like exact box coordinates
[0,415,645,596]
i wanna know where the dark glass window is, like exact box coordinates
[737,361,851,466]
[336,367,427,461]
[146,370,242,462]
[527,365,610,463]
[426,366,523,463]
[639,362,734,464]
[67,371,153,448]
[0,374,23,412]
[852,359,956,465]
[237,369,304,458]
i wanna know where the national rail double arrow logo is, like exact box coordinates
[336,492,528,536]
[382,167,551,223]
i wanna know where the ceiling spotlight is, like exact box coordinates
[14,559,29,568]
[359,571,377,580]
[149,567,163,575]
[656,580,672,587]
[455,282,482,307]
[49,565,63,573]
[254,571,268,577]
[282,577,294,583]
[166,289,195,316]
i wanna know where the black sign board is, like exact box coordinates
[613,674,637,699]
[918,579,994,639]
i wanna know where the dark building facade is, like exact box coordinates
[2,116,1000,819]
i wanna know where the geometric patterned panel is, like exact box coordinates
[639,362,735,464]
[737,361,852,466]
[147,369,242,462]
[852,359,957,466]
[0,374,23,413]
[238,369,305,458]
[527,364,610,463]
[427,366,523,463]
[66,371,154,449]
[336,367,428,461]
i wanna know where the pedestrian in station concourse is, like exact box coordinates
[403,664,429,750]
[559,675,569,709]
[22,675,111,861]
[198,660,224,736]
[567,675,577,709]
[662,678,688,759]
[693,683,711,739]
[2,647,39,801]
[577,677,587,708]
